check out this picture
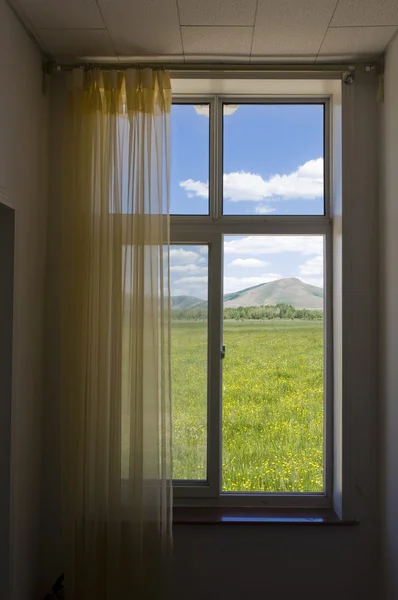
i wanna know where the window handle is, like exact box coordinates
[221,345,226,360]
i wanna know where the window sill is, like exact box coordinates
[173,507,358,525]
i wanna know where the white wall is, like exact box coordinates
[380,31,398,600]
[0,1,48,598]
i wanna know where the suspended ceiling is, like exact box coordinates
[6,0,398,63]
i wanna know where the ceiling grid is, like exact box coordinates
[6,0,398,62]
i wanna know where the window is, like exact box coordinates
[171,244,209,480]
[222,104,324,216]
[171,104,210,215]
[170,98,331,507]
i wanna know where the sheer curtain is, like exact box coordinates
[60,68,172,599]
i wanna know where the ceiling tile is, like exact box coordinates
[98,0,182,55]
[37,29,116,58]
[178,0,257,26]
[331,0,398,27]
[16,0,105,29]
[181,26,253,55]
[252,0,338,55]
[318,26,397,57]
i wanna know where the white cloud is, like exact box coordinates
[299,255,323,277]
[174,276,208,285]
[301,277,323,288]
[224,273,282,294]
[179,179,208,199]
[229,258,269,268]
[172,288,189,297]
[255,205,276,215]
[224,235,323,257]
[171,274,208,299]
[171,284,207,299]
[299,255,324,288]
[194,105,210,117]
[193,104,238,117]
[180,158,323,203]
[169,248,203,265]
[170,264,208,274]
[224,105,239,116]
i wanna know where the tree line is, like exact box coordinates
[171,303,323,321]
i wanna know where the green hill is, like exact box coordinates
[171,295,205,310]
[223,277,323,309]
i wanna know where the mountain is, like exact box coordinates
[171,278,324,311]
[223,277,323,310]
[171,295,205,310]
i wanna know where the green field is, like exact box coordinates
[172,319,324,492]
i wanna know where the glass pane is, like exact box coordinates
[171,104,210,215]
[222,235,324,492]
[171,244,208,480]
[223,104,324,216]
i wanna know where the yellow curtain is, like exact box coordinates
[60,68,172,599]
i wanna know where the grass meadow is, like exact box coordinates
[171,319,324,492]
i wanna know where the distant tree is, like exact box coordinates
[175,303,323,322]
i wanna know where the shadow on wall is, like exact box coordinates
[0,201,14,600]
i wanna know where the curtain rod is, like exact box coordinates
[44,60,360,75]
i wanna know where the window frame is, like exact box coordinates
[171,95,333,509]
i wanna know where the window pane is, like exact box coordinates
[222,235,324,492]
[171,104,210,215]
[223,104,324,216]
[170,244,208,480]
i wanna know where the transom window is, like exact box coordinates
[170,97,331,507]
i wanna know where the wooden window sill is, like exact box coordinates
[173,507,358,525]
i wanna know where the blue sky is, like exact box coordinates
[170,104,324,299]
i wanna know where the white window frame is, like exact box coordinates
[170,90,335,509]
